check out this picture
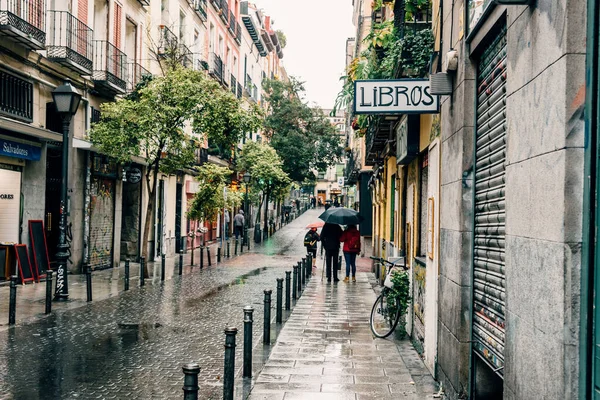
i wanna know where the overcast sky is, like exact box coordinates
[253,0,355,109]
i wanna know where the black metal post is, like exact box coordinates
[161,253,166,282]
[263,290,272,345]
[190,239,195,266]
[307,254,312,277]
[124,259,130,291]
[301,258,306,286]
[179,252,183,276]
[276,278,283,324]
[86,266,92,302]
[182,363,201,400]
[292,265,298,300]
[234,239,238,256]
[285,271,291,310]
[9,275,17,325]
[297,261,302,293]
[223,327,237,400]
[206,246,212,266]
[226,240,230,258]
[200,247,204,270]
[45,271,53,314]
[140,256,145,287]
[217,247,221,263]
[240,238,243,254]
[54,115,72,301]
[243,306,254,378]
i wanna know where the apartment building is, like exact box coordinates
[0,0,284,277]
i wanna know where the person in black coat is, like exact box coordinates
[320,222,343,282]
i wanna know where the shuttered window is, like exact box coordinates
[113,2,122,49]
[472,25,507,376]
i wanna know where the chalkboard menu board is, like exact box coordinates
[29,220,49,280]
[14,244,34,284]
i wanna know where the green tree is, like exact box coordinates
[237,142,290,234]
[90,66,262,259]
[262,78,344,183]
[188,164,242,222]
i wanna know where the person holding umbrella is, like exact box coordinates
[320,222,343,283]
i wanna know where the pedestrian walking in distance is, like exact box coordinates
[304,227,320,268]
[320,222,343,283]
[224,208,230,240]
[233,210,245,240]
[340,224,360,282]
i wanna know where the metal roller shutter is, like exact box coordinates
[472,25,507,376]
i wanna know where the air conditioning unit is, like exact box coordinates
[429,72,453,95]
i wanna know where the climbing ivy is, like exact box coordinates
[387,268,411,338]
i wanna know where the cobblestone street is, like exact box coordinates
[0,209,436,399]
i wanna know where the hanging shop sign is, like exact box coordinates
[396,115,421,165]
[126,167,142,184]
[0,138,41,161]
[354,79,439,115]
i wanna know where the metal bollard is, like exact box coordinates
[240,238,243,254]
[223,327,238,400]
[276,278,283,324]
[292,265,298,300]
[182,363,201,400]
[206,246,212,266]
[234,239,238,256]
[227,240,231,258]
[217,247,222,263]
[301,258,307,286]
[199,247,204,270]
[285,271,291,310]
[307,254,312,277]
[124,259,130,291]
[243,306,254,378]
[161,253,166,282]
[191,243,195,266]
[297,261,302,293]
[9,275,17,325]
[45,271,53,314]
[86,266,92,302]
[263,290,272,345]
[140,256,145,287]
[179,252,183,276]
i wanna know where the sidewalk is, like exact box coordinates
[247,266,438,400]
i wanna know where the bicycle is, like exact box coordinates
[369,256,409,338]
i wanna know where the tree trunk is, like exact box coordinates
[263,187,270,235]
[141,158,160,277]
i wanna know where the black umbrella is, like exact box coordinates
[318,207,363,225]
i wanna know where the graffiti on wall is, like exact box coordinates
[413,260,426,342]
[89,177,114,270]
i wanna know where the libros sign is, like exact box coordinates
[353,79,439,114]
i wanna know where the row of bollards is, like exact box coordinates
[180,253,313,399]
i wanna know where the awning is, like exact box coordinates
[0,116,62,142]
[72,138,148,166]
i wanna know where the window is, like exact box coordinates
[125,17,137,62]
[179,10,185,42]
[113,2,122,48]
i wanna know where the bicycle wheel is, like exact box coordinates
[370,289,401,338]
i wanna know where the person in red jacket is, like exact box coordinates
[340,225,361,282]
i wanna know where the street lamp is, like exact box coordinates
[243,172,251,248]
[52,80,81,301]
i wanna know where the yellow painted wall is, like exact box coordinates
[384,157,397,243]
[420,114,433,152]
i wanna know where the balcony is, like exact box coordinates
[236,82,242,99]
[234,21,241,44]
[179,43,193,67]
[46,11,93,75]
[345,150,360,185]
[92,40,127,94]
[194,147,208,166]
[219,0,228,24]
[230,74,236,95]
[208,52,223,83]
[0,0,45,49]
[241,2,267,57]
[127,62,151,92]
[228,11,235,34]
[195,57,208,71]
[192,0,207,20]
[157,25,177,57]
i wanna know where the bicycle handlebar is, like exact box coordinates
[369,256,409,270]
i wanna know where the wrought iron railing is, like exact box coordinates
[230,74,236,94]
[234,20,241,44]
[228,10,235,34]
[127,62,151,92]
[179,43,193,67]
[158,24,177,56]
[219,0,228,23]
[236,82,242,99]
[0,70,33,122]
[209,52,223,82]
[0,0,46,46]
[194,147,208,166]
[192,0,207,20]
[90,106,101,123]
[245,74,252,96]
[92,40,127,91]
[195,57,208,71]
[46,11,93,72]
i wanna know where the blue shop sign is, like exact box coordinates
[0,138,41,161]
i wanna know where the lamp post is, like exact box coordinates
[243,172,251,247]
[52,80,81,301]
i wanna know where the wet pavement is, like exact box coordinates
[247,270,438,399]
[0,208,438,399]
